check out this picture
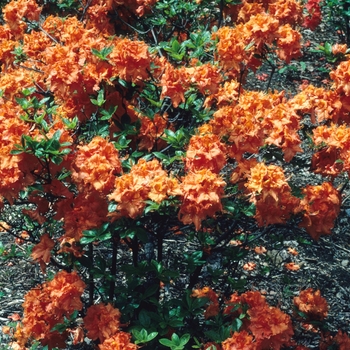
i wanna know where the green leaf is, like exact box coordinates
[100,105,117,120]
[91,46,114,61]
[153,152,169,160]
[159,338,174,347]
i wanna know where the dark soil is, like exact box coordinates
[1,14,350,350]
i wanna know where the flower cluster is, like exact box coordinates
[213,1,303,78]
[302,0,322,30]
[108,159,179,219]
[72,136,122,194]
[191,286,220,319]
[223,291,294,349]
[185,125,227,174]
[245,163,300,226]
[294,288,329,321]
[299,182,341,240]
[18,271,86,348]
[177,169,226,230]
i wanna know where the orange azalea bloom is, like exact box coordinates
[99,331,138,350]
[69,326,85,346]
[299,182,340,240]
[334,330,350,349]
[160,59,190,107]
[192,287,219,319]
[185,131,227,173]
[243,262,256,271]
[8,313,21,321]
[311,146,343,177]
[224,290,293,349]
[110,38,151,83]
[245,163,301,226]
[178,169,225,230]
[330,59,350,96]
[276,24,302,63]
[230,159,258,186]
[254,246,267,255]
[268,0,303,26]
[332,43,348,55]
[289,85,342,123]
[222,330,256,350]
[84,303,121,342]
[46,270,86,316]
[31,233,55,273]
[294,288,329,321]
[248,305,294,349]
[108,158,179,219]
[22,271,85,347]
[204,80,241,108]
[285,262,300,271]
[2,0,42,39]
[287,247,298,256]
[186,63,222,95]
[237,1,264,24]
[243,13,280,52]
[302,0,322,30]
[72,136,122,194]
[262,102,302,162]
[214,24,252,73]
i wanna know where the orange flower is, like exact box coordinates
[192,287,219,319]
[203,342,222,350]
[31,233,55,273]
[332,43,348,55]
[84,303,121,343]
[311,147,343,177]
[186,63,222,95]
[22,271,85,347]
[46,270,86,316]
[330,59,350,96]
[237,2,264,24]
[62,192,109,242]
[299,182,340,240]
[294,288,329,321]
[248,305,294,349]
[262,102,302,162]
[160,59,190,107]
[99,331,138,350]
[222,330,256,350]
[204,80,241,108]
[178,169,226,230]
[245,163,300,226]
[302,0,322,30]
[254,246,267,255]
[287,247,298,256]
[243,262,256,271]
[334,330,350,349]
[276,24,302,63]
[2,0,41,38]
[289,85,342,123]
[213,24,256,78]
[72,136,121,194]
[110,38,151,83]
[108,158,179,219]
[285,262,300,271]
[185,131,227,173]
[268,0,303,26]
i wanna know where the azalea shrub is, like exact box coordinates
[0,0,350,349]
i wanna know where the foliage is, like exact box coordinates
[0,0,349,349]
